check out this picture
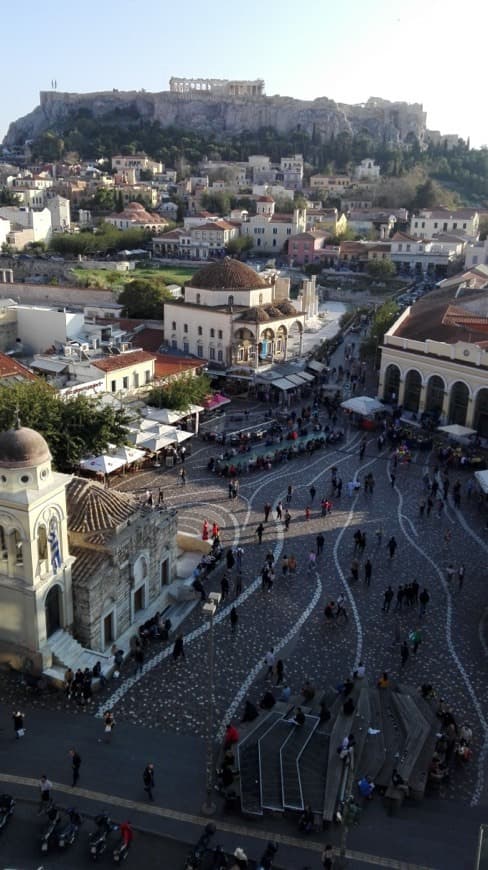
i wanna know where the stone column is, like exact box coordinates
[440,390,450,425]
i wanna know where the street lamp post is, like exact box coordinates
[201,591,221,816]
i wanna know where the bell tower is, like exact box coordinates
[0,424,74,666]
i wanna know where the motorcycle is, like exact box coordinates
[0,794,15,832]
[58,807,82,848]
[40,804,61,853]
[113,820,133,863]
[184,823,216,869]
[89,812,117,861]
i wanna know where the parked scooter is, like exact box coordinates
[58,807,82,848]
[113,820,133,863]
[89,812,117,861]
[0,794,15,832]
[40,804,61,853]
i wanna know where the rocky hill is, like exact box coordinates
[3,89,427,147]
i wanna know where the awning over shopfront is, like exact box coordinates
[474,470,488,495]
[306,359,326,374]
[271,377,298,391]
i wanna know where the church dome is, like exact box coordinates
[187,257,267,291]
[0,426,51,468]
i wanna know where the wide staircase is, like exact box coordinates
[44,629,111,683]
[237,681,438,821]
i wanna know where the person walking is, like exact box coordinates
[350,558,359,582]
[256,523,264,544]
[69,749,81,787]
[275,659,284,685]
[143,763,155,801]
[179,468,186,485]
[382,585,394,613]
[410,628,422,655]
[264,502,271,522]
[221,573,230,600]
[446,564,455,584]
[276,501,283,521]
[458,564,465,590]
[364,559,372,587]
[394,585,404,612]
[284,510,291,531]
[390,471,396,488]
[286,484,293,503]
[316,533,325,557]
[308,551,316,572]
[265,648,275,678]
[230,606,238,632]
[102,710,115,743]
[309,485,316,503]
[13,710,25,739]
[38,775,53,813]
[172,633,185,662]
[134,647,144,676]
[419,588,430,616]
[426,496,434,517]
[400,641,409,668]
[387,536,397,559]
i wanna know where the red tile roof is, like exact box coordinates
[154,355,206,378]
[132,328,164,353]
[0,353,36,381]
[91,351,156,373]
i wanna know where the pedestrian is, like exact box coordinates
[336,478,342,497]
[359,441,366,461]
[375,527,383,548]
[437,499,445,519]
[13,710,25,739]
[265,648,275,678]
[281,554,289,576]
[230,606,238,631]
[322,843,334,869]
[179,468,186,485]
[286,484,293,503]
[400,641,409,668]
[235,546,243,572]
[172,632,185,662]
[394,585,404,612]
[387,536,397,559]
[426,496,434,517]
[390,472,396,488]
[308,551,316,572]
[102,710,115,743]
[256,523,264,544]
[305,506,311,521]
[134,646,144,675]
[458,564,465,590]
[38,775,52,813]
[276,501,283,521]
[350,558,359,582]
[264,502,271,522]
[364,559,372,587]
[419,588,430,616]
[288,555,297,575]
[419,499,426,517]
[221,573,230,600]
[69,749,81,787]
[226,548,235,571]
[284,510,291,531]
[143,763,155,801]
[235,573,243,598]
[410,628,422,655]
[275,659,284,685]
[309,485,316,502]
[446,564,455,584]
[382,585,394,613]
[316,533,325,556]
[158,488,164,506]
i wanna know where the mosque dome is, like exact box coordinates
[187,257,267,291]
[0,426,51,468]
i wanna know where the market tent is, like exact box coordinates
[143,405,203,425]
[79,454,126,475]
[174,430,193,444]
[272,377,298,391]
[341,396,384,416]
[113,445,146,464]
[138,431,177,452]
[306,359,326,374]
[438,424,477,439]
[286,374,307,386]
[296,370,315,383]
[474,470,488,494]
[203,393,231,410]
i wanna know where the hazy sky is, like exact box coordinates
[2,0,487,147]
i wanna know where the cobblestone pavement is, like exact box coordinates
[1,342,487,813]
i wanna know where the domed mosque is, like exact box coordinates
[164,257,306,371]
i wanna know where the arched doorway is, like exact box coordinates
[448,381,469,426]
[404,370,422,413]
[383,364,400,403]
[425,375,445,415]
[45,585,61,637]
[474,389,488,437]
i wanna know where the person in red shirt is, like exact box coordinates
[223,723,239,750]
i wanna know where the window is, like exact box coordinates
[414,222,418,228]
[197,345,203,357]
[111,380,116,393]
[406,244,411,252]
[209,347,215,360]
[463,223,467,229]
[183,323,188,333]
[123,376,129,389]
[228,295,234,307]
[196,293,201,304]
[453,222,457,230]
[398,243,403,252]
[272,239,277,247]
[183,341,189,354]
[217,350,223,362]
[161,560,169,586]
[286,228,291,235]
[134,586,145,612]
[421,222,425,229]
[13,530,23,565]
[172,321,176,330]
[218,330,223,340]
[171,339,177,349]
[273,228,278,235]
[210,328,215,338]
[198,326,202,335]
[145,370,151,384]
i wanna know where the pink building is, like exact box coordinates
[288,231,338,266]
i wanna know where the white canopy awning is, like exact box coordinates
[306,359,325,374]
[438,424,477,439]
[341,396,385,416]
[112,445,146,464]
[474,470,488,494]
[272,377,298,391]
[142,404,203,425]
[79,454,126,475]
[297,370,315,382]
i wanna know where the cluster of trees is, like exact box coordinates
[360,301,400,364]
[147,373,212,411]
[49,224,151,256]
[118,278,173,319]
[0,381,128,471]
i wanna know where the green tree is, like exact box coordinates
[118,278,170,318]
[479,216,488,241]
[200,191,232,215]
[0,188,20,206]
[226,237,253,258]
[0,380,128,471]
[366,259,396,279]
[147,373,212,411]
[360,300,399,364]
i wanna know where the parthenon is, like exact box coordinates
[169,77,265,97]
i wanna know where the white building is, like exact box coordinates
[0,206,52,247]
[465,238,488,269]
[164,258,306,371]
[279,154,304,188]
[354,159,381,181]
[15,306,84,355]
[105,202,168,232]
[390,232,464,276]
[111,154,163,178]
[47,195,71,232]
[240,197,306,254]
[0,217,10,248]
[409,208,479,241]
[379,289,488,435]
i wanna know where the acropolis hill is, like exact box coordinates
[3,79,428,147]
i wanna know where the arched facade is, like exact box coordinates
[44,583,63,637]
[403,369,422,413]
[383,364,401,402]
[448,381,470,426]
[425,375,445,415]
[474,388,488,438]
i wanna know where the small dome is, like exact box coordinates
[0,426,51,468]
[239,306,271,323]
[265,305,283,318]
[276,300,297,315]
[187,257,267,291]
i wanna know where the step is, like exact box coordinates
[238,712,283,816]
[281,715,319,810]
[355,689,386,781]
[260,719,296,811]
[376,688,407,789]
[298,730,330,814]
[391,693,431,784]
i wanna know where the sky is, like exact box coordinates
[1,0,487,148]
